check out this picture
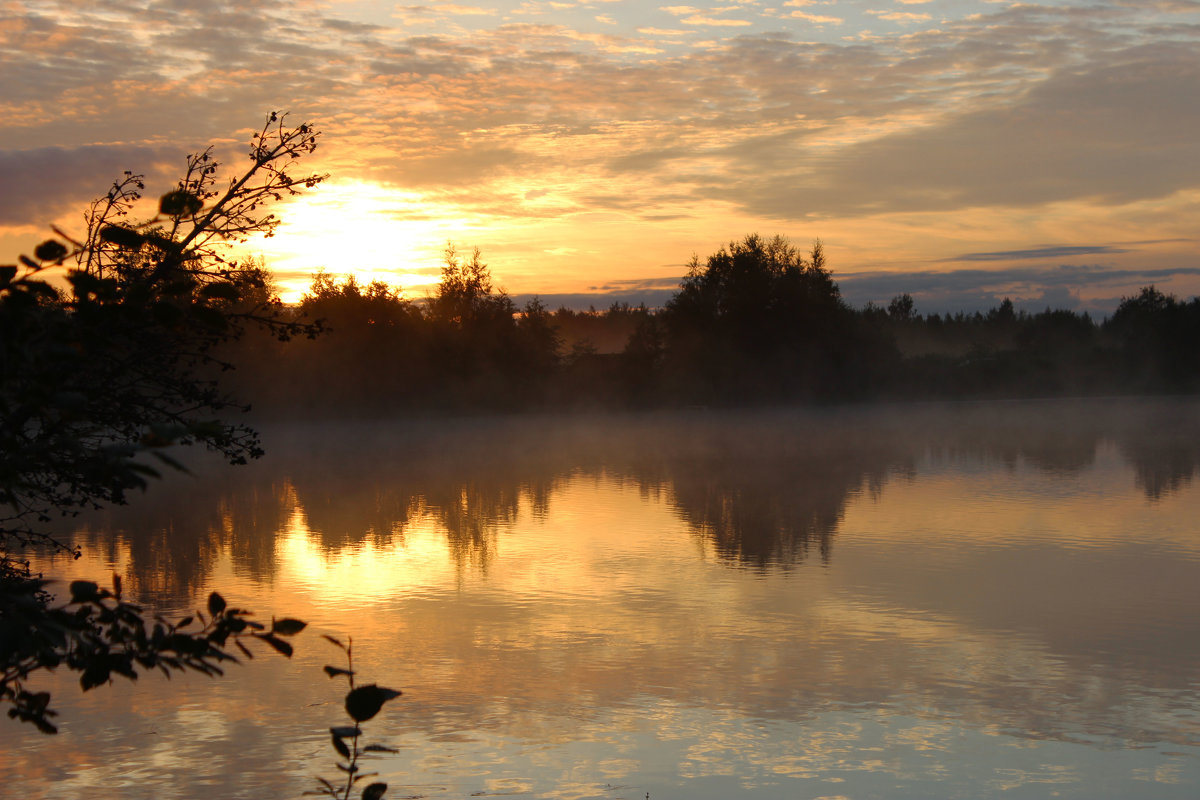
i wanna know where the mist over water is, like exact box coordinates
[5,398,1200,799]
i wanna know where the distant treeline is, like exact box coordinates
[227,235,1200,415]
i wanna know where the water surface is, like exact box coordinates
[4,399,1199,799]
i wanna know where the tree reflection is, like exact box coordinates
[62,399,1200,599]
[644,413,909,568]
[1110,401,1200,499]
[69,475,296,603]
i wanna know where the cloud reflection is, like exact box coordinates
[17,399,1200,799]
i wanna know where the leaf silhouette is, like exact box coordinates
[362,783,388,800]
[207,592,226,616]
[271,617,307,636]
[255,633,293,657]
[344,685,402,723]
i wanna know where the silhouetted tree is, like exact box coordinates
[888,293,915,321]
[429,244,508,327]
[515,296,562,379]
[1,112,323,733]
[622,313,667,404]
[1104,286,1200,391]
[281,271,426,412]
[663,234,886,402]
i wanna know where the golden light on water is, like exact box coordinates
[12,409,1200,799]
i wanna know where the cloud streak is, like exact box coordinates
[945,246,1133,262]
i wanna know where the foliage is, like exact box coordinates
[239,245,565,414]
[1,111,325,549]
[309,635,402,800]
[1,575,306,734]
[1104,286,1200,391]
[662,234,876,401]
[0,112,325,732]
[669,234,843,343]
[429,244,509,327]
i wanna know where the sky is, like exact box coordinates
[2,0,1198,314]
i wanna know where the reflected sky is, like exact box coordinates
[4,399,1200,799]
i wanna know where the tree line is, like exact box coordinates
[227,234,1200,415]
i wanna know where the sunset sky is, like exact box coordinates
[3,0,1198,313]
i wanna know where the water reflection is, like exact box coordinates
[65,399,1200,601]
[16,398,1200,800]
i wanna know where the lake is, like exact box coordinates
[3,398,1199,799]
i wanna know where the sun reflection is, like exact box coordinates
[275,502,460,607]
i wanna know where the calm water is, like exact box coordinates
[4,399,1200,799]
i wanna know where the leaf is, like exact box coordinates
[255,633,293,657]
[362,784,388,800]
[208,592,226,617]
[322,634,346,650]
[80,663,110,691]
[330,726,361,738]
[344,685,402,723]
[199,282,241,301]
[331,732,351,759]
[159,189,203,217]
[324,666,354,679]
[33,239,68,262]
[363,745,399,753]
[0,265,16,286]
[271,617,307,636]
[69,581,99,603]
[99,224,144,249]
[34,717,59,735]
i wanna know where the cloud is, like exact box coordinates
[0,144,176,226]
[437,3,499,14]
[944,246,1133,262]
[737,36,1200,217]
[393,3,498,21]
[866,11,932,23]
[661,3,753,26]
[788,12,844,24]
[681,15,753,26]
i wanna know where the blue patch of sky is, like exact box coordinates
[320,1,1176,51]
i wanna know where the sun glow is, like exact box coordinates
[238,180,454,303]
